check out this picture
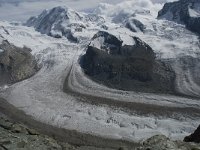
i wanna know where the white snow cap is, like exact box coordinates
[90,30,135,50]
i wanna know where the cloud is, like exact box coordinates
[151,0,178,3]
[0,0,177,22]
[94,0,165,18]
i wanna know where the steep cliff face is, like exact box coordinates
[158,0,200,34]
[81,31,175,93]
[0,40,39,85]
[184,125,200,143]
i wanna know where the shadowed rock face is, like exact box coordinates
[184,125,200,143]
[0,40,39,85]
[158,0,200,34]
[81,31,175,93]
[125,18,146,32]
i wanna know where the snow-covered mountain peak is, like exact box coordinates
[25,6,107,42]
[158,0,200,21]
[27,6,82,21]
[92,0,160,33]
[158,0,200,34]
[26,6,83,28]
[89,31,123,53]
[23,1,200,59]
[89,31,137,52]
[25,6,84,41]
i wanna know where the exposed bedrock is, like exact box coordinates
[81,31,175,93]
[139,135,200,150]
[125,18,146,32]
[158,0,200,35]
[184,125,200,143]
[0,40,39,85]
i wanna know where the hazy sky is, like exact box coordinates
[0,0,176,22]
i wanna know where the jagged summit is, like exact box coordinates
[26,6,84,42]
[81,31,175,93]
[25,6,106,42]
[158,0,200,34]
[26,6,84,27]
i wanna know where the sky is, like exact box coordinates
[0,0,176,22]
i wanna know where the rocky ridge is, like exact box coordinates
[184,125,200,143]
[81,31,175,93]
[158,0,200,34]
[26,6,83,42]
[0,40,39,85]
[26,6,105,42]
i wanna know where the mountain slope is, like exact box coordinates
[81,31,175,93]
[158,0,200,34]
[0,40,39,85]
[26,6,84,42]
[26,6,106,42]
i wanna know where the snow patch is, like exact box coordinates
[0,48,4,53]
[90,36,105,50]
[189,7,200,18]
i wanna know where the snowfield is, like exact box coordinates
[0,0,200,144]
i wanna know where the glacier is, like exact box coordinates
[0,0,200,146]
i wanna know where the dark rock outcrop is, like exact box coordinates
[81,31,175,93]
[0,116,75,150]
[138,135,200,150]
[158,0,200,34]
[125,18,146,32]
[0,40,39,85]
[184,125,200,143]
